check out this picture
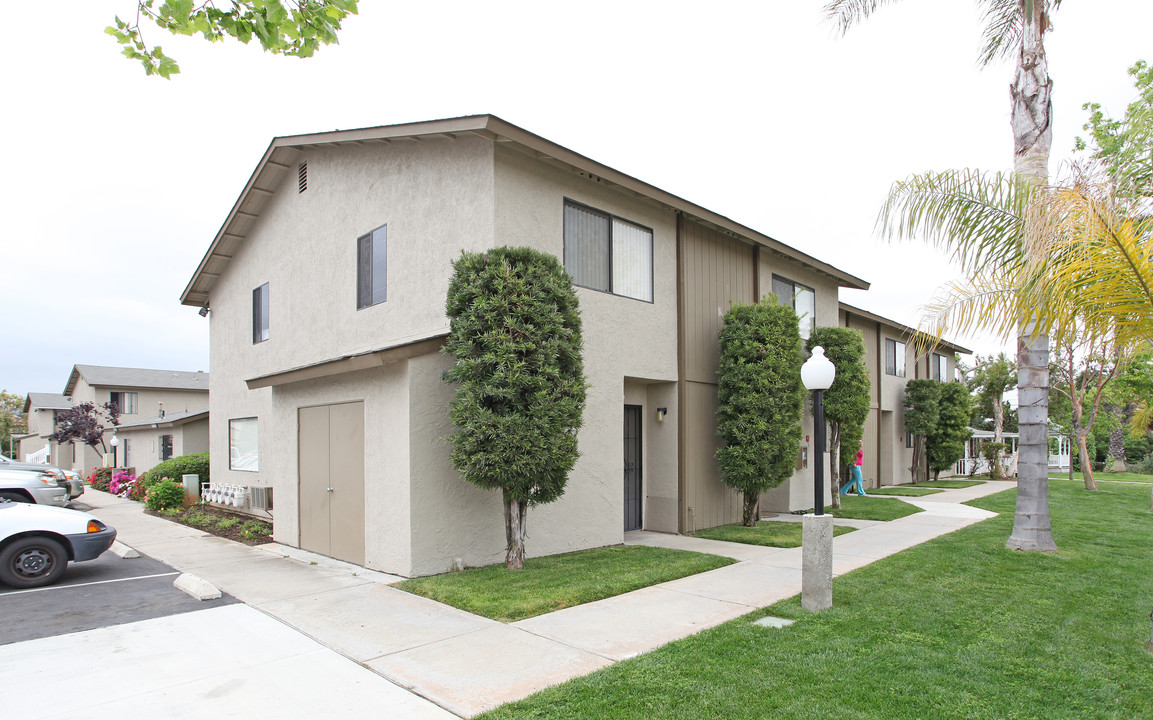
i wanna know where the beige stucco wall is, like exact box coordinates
[206,135,496,544]
[492,145,679,548]
[266,363,414,575]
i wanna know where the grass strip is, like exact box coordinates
[480,482,1153,720]
[827,494,923,521]
[397,545,734,622]
[911,479,985,488]
[1051,472,1153,484]
[692,521,855,547]
[868,487,945,497]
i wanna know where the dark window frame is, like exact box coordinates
[771,274,816,339]
[159,434,173,461]
[885,338,907,377]
[252,283,270,344]
[932,352,948,381]
[562,198,655,303]
[110,391,138,415]
[357,224,388,310]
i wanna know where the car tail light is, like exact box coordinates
[87,520,106,533]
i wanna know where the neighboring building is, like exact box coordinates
[20,366,210,474]
[181,115,876,578]
[16,393,73,464]
[114,408,210,476]
[838,303,971,488]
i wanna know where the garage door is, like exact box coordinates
[298,401,365,565]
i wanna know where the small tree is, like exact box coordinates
[48,402,122,457]
[966,353,1017,445]
[928,381,973,481]
[716,298,804,526]
[807,327,870,509]
[443,247,587,570]
[903,380,940,484]
[0,391,27,458]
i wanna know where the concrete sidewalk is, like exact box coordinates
[37,481,1010,718]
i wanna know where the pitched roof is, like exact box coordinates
[64,365,210,396]
[23,393,73,413]
[182,114,869,308]
[839,302,972,356]
[116,408,209,430]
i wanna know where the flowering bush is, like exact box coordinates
[145,478,186,511]
[90,468,113,492]
[108,470,139,498]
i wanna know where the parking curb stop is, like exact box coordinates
[110,541,140,559]
[174,573,222,601]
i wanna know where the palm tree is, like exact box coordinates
[826,0,1060,551]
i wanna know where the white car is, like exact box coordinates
[0,500,117,588]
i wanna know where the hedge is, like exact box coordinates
[138,452,210,490]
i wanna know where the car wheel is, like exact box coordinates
[0,491,31,503]
[0,537,68,588]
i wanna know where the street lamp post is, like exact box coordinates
[801,346,836,611]
[109,433,120,470]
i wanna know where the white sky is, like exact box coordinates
[2,1,1150,397]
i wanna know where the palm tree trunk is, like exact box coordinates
[1007,0,1058,552]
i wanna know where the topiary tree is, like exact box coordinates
[808,327,870,509]
[716,297,805,526]
[903,379,940,484]
[928,381,973,481]
[443,247,587,570]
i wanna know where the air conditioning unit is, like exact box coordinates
[249,486,273,511]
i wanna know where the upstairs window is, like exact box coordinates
[563,200,653,302]
[253,283,270,344]
[932,353,948,381]
[109,391,138,415]
[772,275,815,339]
[357,225,388,309]
[885,338,906,377]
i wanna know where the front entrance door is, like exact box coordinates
[624,405,643,532]
[298,401,365,565]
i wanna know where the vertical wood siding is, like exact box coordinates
[678,219,755,530]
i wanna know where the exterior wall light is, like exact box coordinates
[656,407,667,422]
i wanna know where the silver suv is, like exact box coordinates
[0,467,70,507]
[0,456,76,499]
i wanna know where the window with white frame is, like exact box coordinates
[357,225,387,309]
[885,338,906,377]
[772,275,816,339]
[110,391,138,415]
[563,200,653,302]
[229,418,259,472]
[252,283,270,344]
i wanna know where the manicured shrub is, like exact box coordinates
[90,468,114,492]
[139,452,209,490]
[145,478,186,511]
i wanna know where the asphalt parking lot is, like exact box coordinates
[0,550,237,645]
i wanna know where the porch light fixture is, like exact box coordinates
[800,346,835,611]
[656,407,667,422]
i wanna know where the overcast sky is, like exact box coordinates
[2,1,1150,398]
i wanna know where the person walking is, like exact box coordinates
[840,444,867,496]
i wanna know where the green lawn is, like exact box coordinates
[692,521,856,547]
[1052,472,1153,484]
[913,479,986,488]
[868,486,945,497]
[396,546,734,622]
[480,482,1153,720]
[827,494,923,521]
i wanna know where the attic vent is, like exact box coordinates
[249,486,273,511]
[298,162,308,193]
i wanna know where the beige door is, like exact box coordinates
[298,401,365,565]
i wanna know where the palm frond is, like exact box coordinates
[822,0,902,36]
[976,0,1021,66]
[878,169,1034,276]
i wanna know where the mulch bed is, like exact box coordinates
[145,503,274,546]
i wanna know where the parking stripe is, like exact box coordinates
[0,572,180,597]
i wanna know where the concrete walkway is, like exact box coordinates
[13,481,1011,718]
